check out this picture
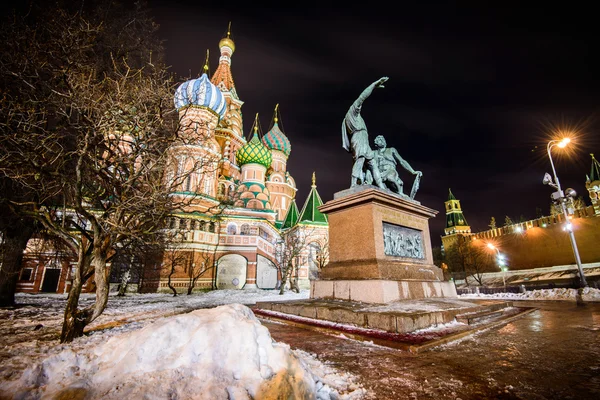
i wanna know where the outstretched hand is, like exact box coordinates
[375,76,389,88]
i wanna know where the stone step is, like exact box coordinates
[455,308,506,325]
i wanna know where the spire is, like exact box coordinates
[202,49,209,76]
[274,103,279,124]
[312,171,316,187]
[298,173,328,225]
[282,199,300,229]
[211,22,236,92]
[448,188,457,201]
[444,189,470,235]
[590,153,600,182]
[251,113,260,140]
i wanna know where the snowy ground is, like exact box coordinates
[0,288,366,399]
[1,287,599,399]
[459,286,600,302]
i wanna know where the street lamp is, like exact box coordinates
[487,243,508,290]
[544,137,588,287]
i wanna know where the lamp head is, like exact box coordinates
[486,243,495,250]
[542,173,554,186]
[565,188,577,198]
[557,138,571,148]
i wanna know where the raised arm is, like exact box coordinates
[351,76,389,113]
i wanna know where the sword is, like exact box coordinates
[410,173,421,199]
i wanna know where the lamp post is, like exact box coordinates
[487,243,507,290]
[546,138,588,287]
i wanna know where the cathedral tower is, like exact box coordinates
[262,104,297,222]
[444,189,471,235]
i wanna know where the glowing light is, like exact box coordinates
[542,223,547,228]
[487,243,495,250]
[563,223,573,232]
[557,137,571,148]
[515,226,523,233]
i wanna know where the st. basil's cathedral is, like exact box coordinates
[16,27,329,295]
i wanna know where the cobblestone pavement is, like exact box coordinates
[263,300,600,400]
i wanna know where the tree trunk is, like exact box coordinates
[61,250,86,342]
[0,221,35,307]
[279,266,292,295]
[61,241,110,342]
[167,265,177,297]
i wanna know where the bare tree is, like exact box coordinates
[275,226,320,294]
[445,236,495,286]
[0,2,216,341]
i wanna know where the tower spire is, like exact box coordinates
[444,189,470,236]
[274,103,279,124]
[202,49,209,75]
[312,171,316,187]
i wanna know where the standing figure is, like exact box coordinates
[342,77,388,189]
[372,135,422,198]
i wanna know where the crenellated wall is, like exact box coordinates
[471,206,600,270]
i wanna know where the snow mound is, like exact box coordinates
[460,287,600,302]
[8,304,338,399]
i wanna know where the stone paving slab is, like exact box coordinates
[254,297,513,334]
[253,299,536,353]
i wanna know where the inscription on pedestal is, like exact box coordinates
[383,222,424,259]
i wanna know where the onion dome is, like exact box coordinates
[219,22,236,54]
[236,115,272,168]
[173,52,226,119]
[262,104,291,157]
[232,182,272,210]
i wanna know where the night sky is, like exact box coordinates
[145,2,600,246]
[11,1,600,246]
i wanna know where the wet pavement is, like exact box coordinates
[262,301,600,400]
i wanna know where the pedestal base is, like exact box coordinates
[310,279,457,304]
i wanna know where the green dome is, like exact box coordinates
[236,133,272,168]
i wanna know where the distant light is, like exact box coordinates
[557,138,571,148]
[487,243,495,250]
[563,223,573,232]
[515,226,523,233]
[542,223,547,228]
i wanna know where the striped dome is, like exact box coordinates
[262,122,291,157]
[236,133,272,168]
[174,73,226,118]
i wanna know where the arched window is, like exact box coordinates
[241,224,251,235]
[227,224,237,235]
[208,222,215,233]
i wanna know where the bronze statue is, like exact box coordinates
[342,77,388,189]
[342,77,423,200]
[373,135,422,199]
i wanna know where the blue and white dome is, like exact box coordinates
[174,73,227,119]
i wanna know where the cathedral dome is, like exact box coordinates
[236,133,272,169]
[174,73,226,118]
[262,122,291,157]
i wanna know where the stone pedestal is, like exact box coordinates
[311,185,457,303]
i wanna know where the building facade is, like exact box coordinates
[16,28,328,294]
